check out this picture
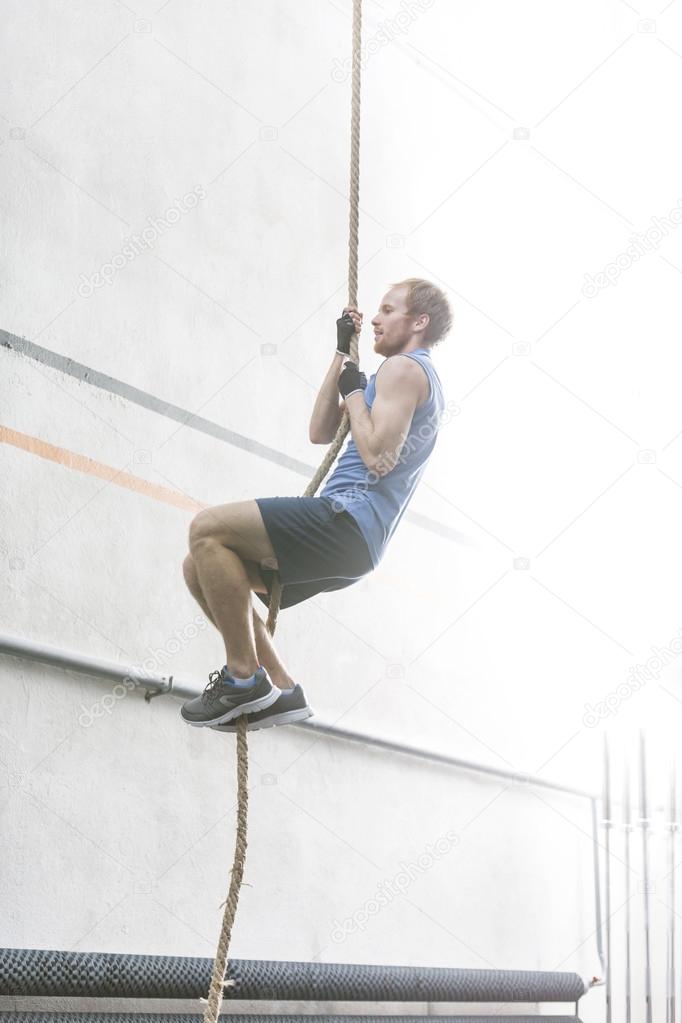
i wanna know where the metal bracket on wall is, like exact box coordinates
[143,676,173,702]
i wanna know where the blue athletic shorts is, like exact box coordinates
[253,495,374,611]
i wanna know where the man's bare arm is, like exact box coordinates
[309,306,362,444]
[344,357,421,474]
[309,353,347,444]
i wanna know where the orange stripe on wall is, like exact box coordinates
[0,425,205,513]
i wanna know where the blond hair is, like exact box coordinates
[391,277,453,347]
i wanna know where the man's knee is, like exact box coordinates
[188,510,219,551]
[188,505,278,572]
[185,546,266,596]
[182,554,199,591]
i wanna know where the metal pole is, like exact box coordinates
[624,757,632,1023]
[0,631,185,696]
[298,717,596,798]
[592,795,606,977]
[0,631,597,800]
[603,733,612,1023]
[668,755,677,1023]
[640,730,653,1023]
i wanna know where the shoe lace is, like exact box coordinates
[202,668,228,704]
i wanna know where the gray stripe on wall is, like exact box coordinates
[1,328,469,546]
[1,329,310,475]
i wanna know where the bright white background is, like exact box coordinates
[3,1,682,1018]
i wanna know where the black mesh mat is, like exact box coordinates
[0,1016,583,1022]
[0,948,586,1003]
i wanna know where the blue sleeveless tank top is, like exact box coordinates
[319,348,445,567]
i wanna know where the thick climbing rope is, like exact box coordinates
[200,4,363,1020]
[265,0,363,639]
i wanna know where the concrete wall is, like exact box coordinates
[4,0,682,1018]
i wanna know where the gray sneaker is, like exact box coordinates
[180,665,280,727]
[211,683,313,732]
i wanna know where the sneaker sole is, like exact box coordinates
[184,684,282,727]
[212,706,313,733]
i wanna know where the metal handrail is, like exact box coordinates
[0,630,596,799]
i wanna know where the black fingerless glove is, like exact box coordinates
[338,360,367,400]
[336,312,355,357]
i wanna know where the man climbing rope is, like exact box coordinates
[180,277,452,732]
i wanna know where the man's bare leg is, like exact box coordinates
[187,535,259,679]
[251,610,295,690]
[182,555,295,689]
